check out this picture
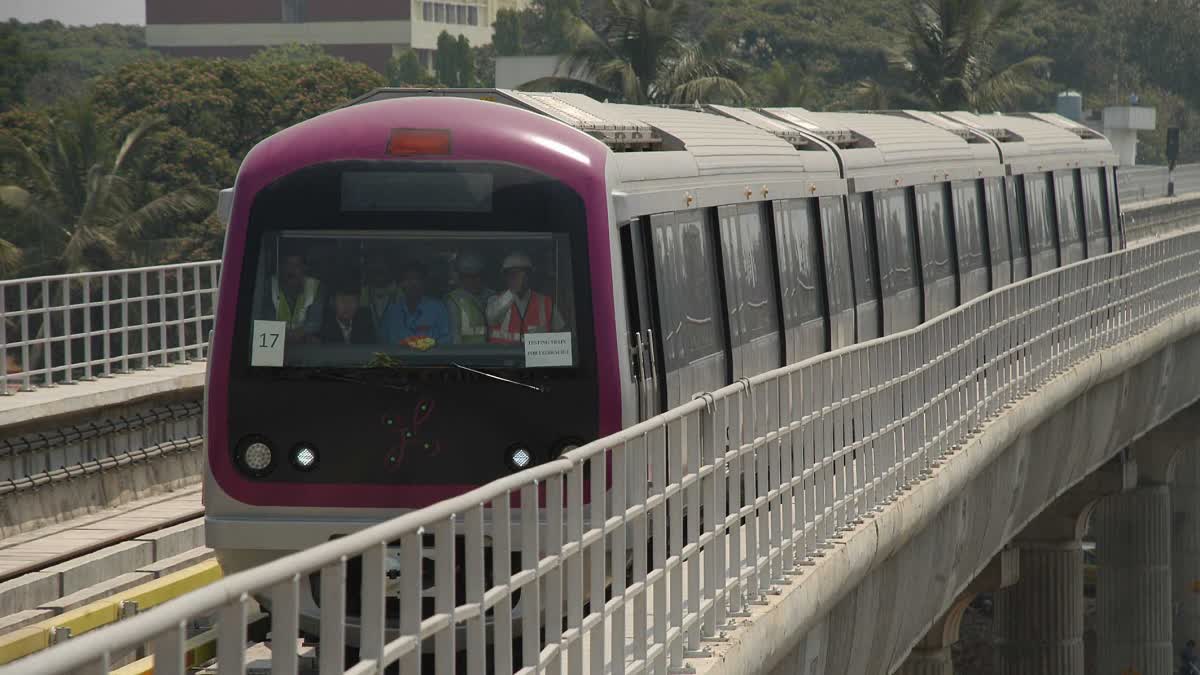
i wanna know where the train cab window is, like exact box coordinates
[873,188,921,334]
[1052,170,1085,264]
[1082,168,1111,256]
[650,210,728,406]
[718,203,782,377]
[983,177,1013,288]
[773,199,827,362]
[846,193,882,341]
[247,230,579,368]
[914,183,959,320]
[1006,176,1031,281]
[1023,172,1058,275]
[951,180,989,302]
[818,197,855,350]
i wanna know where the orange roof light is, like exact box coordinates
[387,128,452,156]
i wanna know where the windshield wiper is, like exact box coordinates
[287,369,414,392]
[451,362,545,394]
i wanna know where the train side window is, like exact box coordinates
[718,203,782,377]
[773,198,827,361]
[1052,170,1085,264]
[983,177,1012,288]
[1105,167,1123,248]
[1082,168,1111,255]
[818,196,855,350]
[846,192,882,341]
[914,183,959,319]
[1023,172,1058,275]
[1005,176,1031,281]
[873,187,921,334]
[649,210,727,390]
[951,179,989,301]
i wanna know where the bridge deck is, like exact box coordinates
[0,362,206,430]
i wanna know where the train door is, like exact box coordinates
[983,177,1013,289]
[914,182,960,320]
[1081,167,1111,256]
[620,219,664,421]
[773,198,829,363]
[1052,170,1086,264]
[846,193,883,341]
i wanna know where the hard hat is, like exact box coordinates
[457,252,484,274]
[501,252,533,271]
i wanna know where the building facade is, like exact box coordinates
[145,0,526,72]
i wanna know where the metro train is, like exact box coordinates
[204,88,1121,641]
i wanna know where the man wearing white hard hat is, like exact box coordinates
[486,250,565,345]
[446,252,495,344]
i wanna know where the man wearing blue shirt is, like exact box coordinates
[383,262,450,345]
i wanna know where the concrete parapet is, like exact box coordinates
[136,547,214,578]
[37,571,153,615]
[0,609,53,635]
[0,573,59,617]
[134,519,203,561]
[44,540,153,596]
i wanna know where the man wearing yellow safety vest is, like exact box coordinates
[486,251,566,345]
[269,250,324,342]
[445,252,495,344]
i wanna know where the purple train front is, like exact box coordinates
[205,89,1121,644]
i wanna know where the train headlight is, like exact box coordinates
[292,444,319,471]
[506,445,533,471]
[235,437,275,477]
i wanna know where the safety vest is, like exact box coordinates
[446,289,488,343]
[488,292,554,345]
[271,277,320,329]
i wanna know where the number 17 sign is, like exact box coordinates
[251,320,287,367]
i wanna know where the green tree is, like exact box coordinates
[522,0,746,104]
[388,48,433,86]
[493,9,525,57]
[249,43,329,65]
[898,0,1052,110]
[0,21,47,111]
[435,31,477,87]
[0,98,216,273]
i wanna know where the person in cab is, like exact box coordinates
[319,281,377,345]
[361,251,400,337]
[486,251,566,345]
[446,252,495,344]
[383,261,450,345]
[268,248,324,343]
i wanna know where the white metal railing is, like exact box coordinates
[10,225,1200,675]
[0,261,220,395]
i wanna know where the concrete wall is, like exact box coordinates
[690,295,1200,675]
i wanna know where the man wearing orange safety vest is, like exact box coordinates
[486,251,566,345]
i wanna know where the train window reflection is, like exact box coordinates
[247,230,578,369]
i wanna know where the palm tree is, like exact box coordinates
[521,0,747,105]
[897,0,1051,111]
[0,97,216,275]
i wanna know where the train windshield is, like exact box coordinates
[246,229,580,369]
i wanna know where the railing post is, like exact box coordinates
[101,274,112,378]
[18,282,32,392]
[81,276,94,381]
[1,284,8,396]
[42,279,54,388]
[176,266,187,364]
[157,268,168,367]
[139,270,150,370]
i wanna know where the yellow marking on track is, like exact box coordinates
[0,560,222,665]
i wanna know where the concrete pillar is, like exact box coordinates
[1094,485,1173,674]
[1174,451,1200,651]
[897,646,953,675]
[897,548,1019,675]
[993,543,1085,674]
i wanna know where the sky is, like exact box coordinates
[3,0,145,25]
